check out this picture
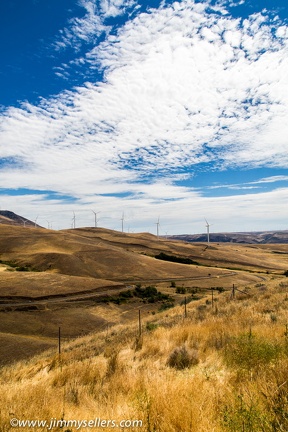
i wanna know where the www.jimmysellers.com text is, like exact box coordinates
[10,417,143,429]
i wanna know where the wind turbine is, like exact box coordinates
[34,216,39,228]
[72,211,76,229]
[205,218,211,245]
[92,210,100,228]
[155,217,160,239]
[121,212,125,233]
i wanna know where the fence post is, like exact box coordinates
[184,297,187,318]
[58,326,62,371]
[138,309,142,336]
[58,326,61,356]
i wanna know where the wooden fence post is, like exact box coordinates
[58,326,62,371]
[58,326,61,356]
[232,284,235,299]
[138,310,142,336]
[184,297,187,318]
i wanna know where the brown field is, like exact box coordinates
[1,277,288,431]
[0,224,288,367]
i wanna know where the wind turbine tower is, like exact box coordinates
[205,218,210,245]
[92,210,100,228]
[72,211,76,229]
[121,212,125,233]
[156,217,160,239]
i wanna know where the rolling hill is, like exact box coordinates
[0,210,42,228]
[169,230,288,244]
[0,221,288,366]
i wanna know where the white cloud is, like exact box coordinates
[2,185,288,234]
[54,1,107,52]
[1,0,288,232]
[99,0,137,18]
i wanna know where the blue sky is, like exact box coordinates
[0,0,288,234]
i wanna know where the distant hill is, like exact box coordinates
[0,224,287,282]
[0,210,42,228]
[1,210,288,244]
[168,230,288,244]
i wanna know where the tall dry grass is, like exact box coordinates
[0,277,288,431]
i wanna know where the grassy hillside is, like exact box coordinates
[1,276,288,431]
[0,223,288,370]
[1,225,288,280]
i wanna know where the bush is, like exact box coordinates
[167,345,199,370]
[134,286,171,304]
[222,394,269,431]
[119,290,133,299]
[155,252,198,265]
[224,333,282,372]
[158,301,174,312]
[176,286,187,294]
[16,266,30,272]
[146,322,158,332]
[134,285,157,298]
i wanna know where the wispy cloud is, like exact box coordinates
[0,0,288,232]
[206,175,288,191]
[98,0,137,18]
[54,1,107,52]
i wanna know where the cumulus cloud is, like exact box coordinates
[0,0,288,232]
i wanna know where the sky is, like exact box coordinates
[0,0,288,235]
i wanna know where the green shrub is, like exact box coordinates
[119,290,133,299]
[176,286,187,294]
[222,394,269,432]
[16,266,30,272]
[146,322,158,332]
[224,333,282,372]
[134,286,171,303]
[158,301,174,312]
[155,252,198,265]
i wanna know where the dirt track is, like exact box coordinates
[0,270,267,310]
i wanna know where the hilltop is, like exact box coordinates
[0,210,42,228]
[1,210,288,243]
[169,230,288,244]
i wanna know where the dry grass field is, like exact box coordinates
[0,223,288,380]
[0,276,288,431]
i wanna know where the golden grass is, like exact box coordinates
[1,225,288,430]
[0,272,124,298]
[3,224,284,368]
[1,225,287,284]
[0,277,288,431]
